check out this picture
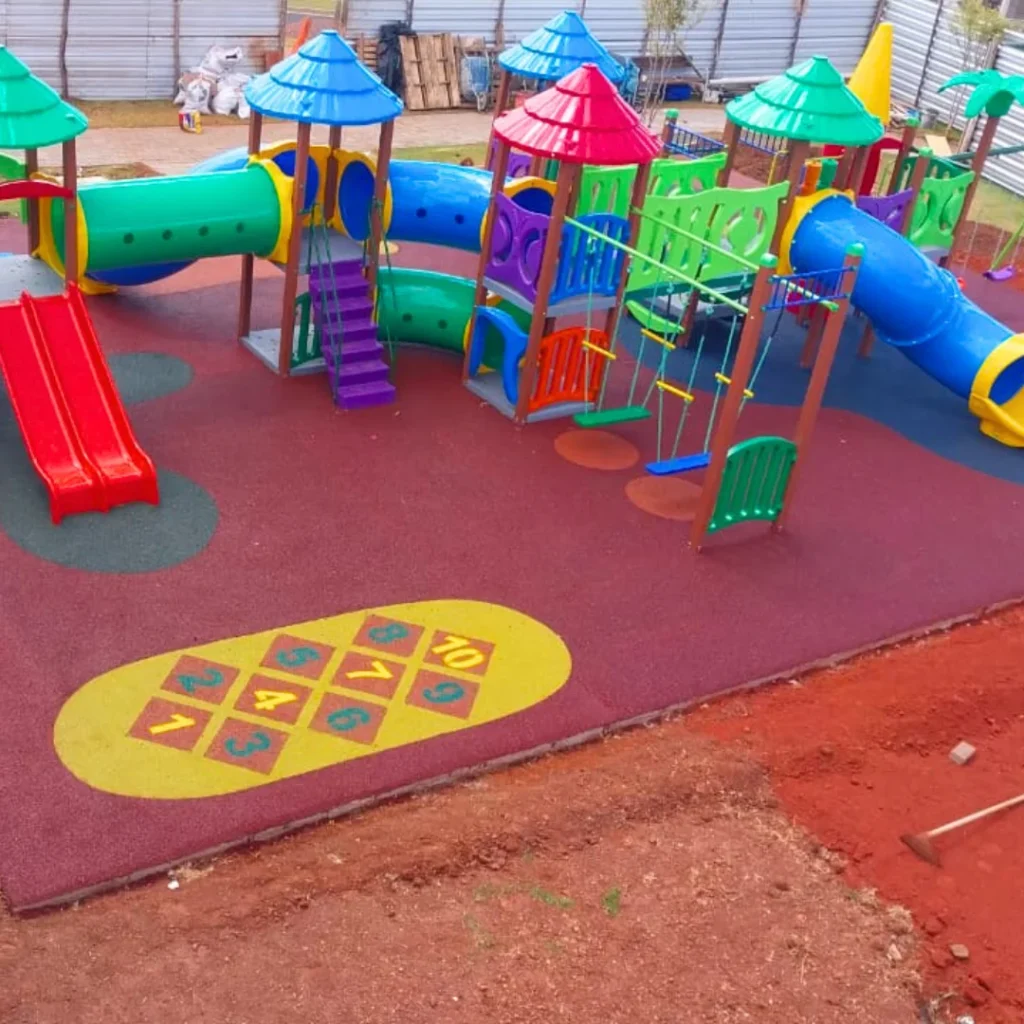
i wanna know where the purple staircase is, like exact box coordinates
[308,258,395,410]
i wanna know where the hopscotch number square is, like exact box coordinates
[421,631,495,677]
[129,697,213,751]
[204,718,290,774]
[351,614,423,658]
[161,655,239,706]
[406,668,480,720]
[233,674,312,725]
[309,693,386,746]
[332,651,406,700]
[261,634,336,680]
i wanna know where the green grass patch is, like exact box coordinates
[394,143,489,167]
[289,0,337,12]
[528,885,573,910]
[601,887,623,918]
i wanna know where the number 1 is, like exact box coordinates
[149,713,196,735]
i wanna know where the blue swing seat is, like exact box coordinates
[645,452,711,476]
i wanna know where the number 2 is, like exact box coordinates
[177,667,223,693]
[224,731,271,758]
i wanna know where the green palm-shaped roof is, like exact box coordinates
[940,69,1024,119]
[726,55,884,146]
[0,46,88,149]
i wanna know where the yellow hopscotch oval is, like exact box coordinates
[54,600,572,800]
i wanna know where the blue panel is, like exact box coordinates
[89,261,194,286]
[270,148,320,212]
[337,159,376,240]
[790,194,1013,399]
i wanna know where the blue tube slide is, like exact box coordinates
[790,193,1024,447]
[387,161,551,252]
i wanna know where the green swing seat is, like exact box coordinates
[573,406,652,428]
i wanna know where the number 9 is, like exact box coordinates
[423,681,465,704]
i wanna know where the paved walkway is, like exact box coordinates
[38,106,727,176]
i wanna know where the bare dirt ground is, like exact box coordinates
[6,605,1024,1023]
[1,722,922,1023]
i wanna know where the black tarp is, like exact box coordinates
[377,22,414,96]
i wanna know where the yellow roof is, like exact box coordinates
[848,21,892,126]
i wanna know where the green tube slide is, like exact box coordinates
[51,165,283,277]
[375,267,529,368]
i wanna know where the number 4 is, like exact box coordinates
[253,689,298,711]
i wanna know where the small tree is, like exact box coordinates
[641,0,712,124]
[947,0,1023,130]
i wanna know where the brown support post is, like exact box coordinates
[690,254,777,551]
[834,146,856,190]
[660,108,678,154]
[486,70,513,170]
[603,161,652,342]
[24,148,40,254]
[847,145,871,196]
[771,139,809,256]
[463,139,511,381]
[277,121,311,377]
[946,114,1000,268]
[513,161,581,423]
[799,303,827,368]
[367,118,395,297]
[237,111,264,342]
[323,124,343,223]
[775,245,863,531]
[678,287,700,348]
[61,139,78,286]
[899,144,932,242]
[716,119,739,187]
[857,321,876,359]
[887,115,919,195]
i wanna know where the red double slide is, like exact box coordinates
[0,286,159,523]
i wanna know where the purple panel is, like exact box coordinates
[856,189,914,232]
[485,192,549,305]
[488,138,532,179]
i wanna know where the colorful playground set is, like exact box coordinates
[2,14,1024,909]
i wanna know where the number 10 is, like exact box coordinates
[431,635,485,670]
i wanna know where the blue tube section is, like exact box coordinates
[388,161,494,251]
[790,194,1013,400]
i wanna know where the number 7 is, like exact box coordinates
[346,659,393,680]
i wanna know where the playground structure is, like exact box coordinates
[0,48,158,523]
[1,13,1022,541]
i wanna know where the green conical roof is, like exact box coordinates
[0,47,88,149]
[726,55,884,147]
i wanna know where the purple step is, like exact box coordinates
[321,320,380,347]
[322,337,385,371]
[334,379,396,411]
[309,258,364,282]
[330,358,390,387]
[314,294,375,321]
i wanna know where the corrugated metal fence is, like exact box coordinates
[886,0,1024,196]
[346,0,879,81]
[0,0,284,100]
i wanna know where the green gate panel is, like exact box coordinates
[708,436,797,535]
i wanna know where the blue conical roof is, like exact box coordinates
[499,11,623,84]
[245,30,403,126]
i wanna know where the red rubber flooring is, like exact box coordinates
[2,226,1024,910]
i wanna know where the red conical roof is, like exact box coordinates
[493,64,661,166]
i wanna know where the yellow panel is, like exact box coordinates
[969,333,1024,447]
[53,599,572,800]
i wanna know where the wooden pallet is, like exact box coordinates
[400,33,461,110]
[350,34,378,75]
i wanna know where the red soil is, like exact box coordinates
[691,605,1024,1023]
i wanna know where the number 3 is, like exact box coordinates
[224,732,271,758]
